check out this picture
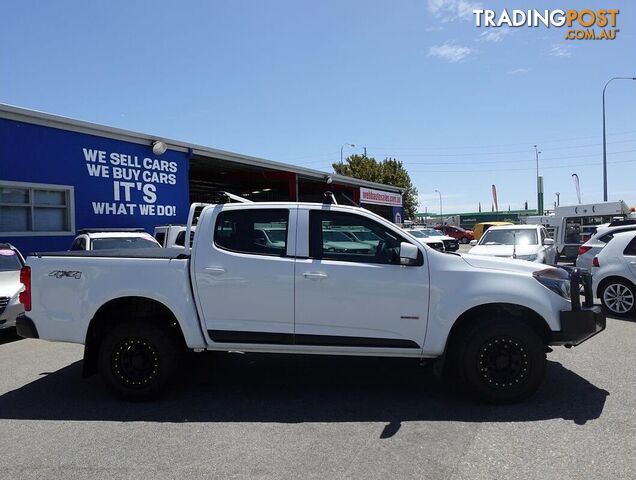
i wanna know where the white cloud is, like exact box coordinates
[548,44,573,57]
[428,42,473,63]
[508,67,530,75]
[424,26,444,32]
[478,28,513,43]
[427,0,481,22]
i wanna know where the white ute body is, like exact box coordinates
[19,202,605,401]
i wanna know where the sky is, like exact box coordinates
[1,0,635,214]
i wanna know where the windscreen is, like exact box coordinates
[480,229,538,246]
[0,249,23,271]
[91,237,160,250]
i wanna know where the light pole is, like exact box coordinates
[534,145,543,215]
[602,76,636,201]
[340,143,355,163]
[555,192,560,207]
[434,189,442,223]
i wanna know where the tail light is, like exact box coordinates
[592,256,600,268]
[578,246,592,256]
[19,266,31,311]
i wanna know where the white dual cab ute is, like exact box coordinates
[17,202,605,403]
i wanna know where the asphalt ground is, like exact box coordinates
[0,303,633,480]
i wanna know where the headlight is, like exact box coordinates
[516,253,538,261]
[533,268,571,300]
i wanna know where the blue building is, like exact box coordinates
[0,105,404,254]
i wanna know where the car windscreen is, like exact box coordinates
[323,231,352,242]
[263,229,286,242]
[0,249,23,271]
[91,237,160,250]
[349,230,380,241]
[422,229,444,237]
[480,229,538,245]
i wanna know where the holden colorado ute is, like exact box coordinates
[17,202,605,403]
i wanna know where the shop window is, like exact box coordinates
[0,182,74,235]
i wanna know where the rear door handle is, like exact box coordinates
[303,272,328,279]
[204,267,226,275]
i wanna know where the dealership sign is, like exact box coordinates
[360,187,402,207]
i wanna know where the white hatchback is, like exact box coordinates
[592,230,636,318]
[469,224,557,264]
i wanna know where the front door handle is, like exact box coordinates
[303,272,328,280]
[204,267,226,275]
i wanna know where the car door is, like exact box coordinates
[193,206,296,344]
[623,236,636,281]
[294,208,429,350]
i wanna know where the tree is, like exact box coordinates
[332,155,419,219]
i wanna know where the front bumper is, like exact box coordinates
[550,267,606,346]
[443,240,459,251]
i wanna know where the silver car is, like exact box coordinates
[576,224,636,272]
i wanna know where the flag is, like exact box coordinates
[572,174,581,204]
[492,185,499,212]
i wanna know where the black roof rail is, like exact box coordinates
[608,219,636,227]
[78,228,146,234]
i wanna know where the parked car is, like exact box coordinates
[576,224,636,272]
[469,224,557,264]
[472,222,514,241]
[154,225,196,248]
[322,230,374,254]
[0,243,25,331]
[416,228,459,252]
[18,202,605,403]
[70,228,161,250]
[592,230,636,318]
[403,228,445,252]
[435,225,474,244]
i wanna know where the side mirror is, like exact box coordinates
[469,240,478,246]
[399,242,419,266]
[543,238,555,246]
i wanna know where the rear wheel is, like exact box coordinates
[599,279,636,318]
[454,318,546,403]
[98,320,181,400]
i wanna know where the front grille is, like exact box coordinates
[0,297,9,316]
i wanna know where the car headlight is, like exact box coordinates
[516,253,538,261]
[533,268,571,300]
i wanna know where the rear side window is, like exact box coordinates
[154,232,166,247]
[214,209,289,256]
[624,236,636,256]
[599,233,614,244]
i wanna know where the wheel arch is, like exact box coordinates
[442,303,550,372]
[83,296,187,377]
[596,275,636,298]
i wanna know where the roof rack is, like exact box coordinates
[78,228,146,234]
[608,219,636,227]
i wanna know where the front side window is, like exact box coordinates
[310,211,409,265]
[214,209,289,256]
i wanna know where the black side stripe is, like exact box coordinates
[207,330,419,348]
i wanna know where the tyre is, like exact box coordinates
[454,317,546,404]
[599,279,636,318]
[460,237,470,244]
[98,321,181,400]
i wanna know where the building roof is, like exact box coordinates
[0,103,403,194]
[417,209,539,217]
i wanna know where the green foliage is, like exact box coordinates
[332,155,419,220]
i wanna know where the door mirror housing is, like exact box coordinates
[469,240,478,246]
[543,238,555,246]
[399,242,419,266]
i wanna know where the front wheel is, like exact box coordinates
[98,321,181,400]
[599,279,636,318]
[455,318,546,403]
[460,237,470,244]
